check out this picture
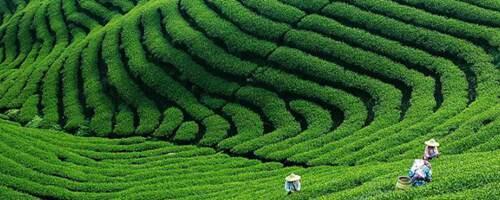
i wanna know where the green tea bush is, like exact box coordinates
[173,121,199,143]
[62,46,86,131]
[161,1,258,77]
[459,0,500,12]
[218,103,264,150]
[180,0,276,57]
[81,32,114,136]
[202,0,290,41]
[240,0,305,24]
[278,0,329,13]
[199,114,230,146]
[393,0,500,27]
[113,104,135,136]
[18,95,39,124]
[339,0,500,47]
[0,0,499,198]
[153,107,184,138]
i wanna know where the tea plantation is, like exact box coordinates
[0,0,499,199]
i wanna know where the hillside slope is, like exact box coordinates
[0,120,498,199]
[0,0,499,198]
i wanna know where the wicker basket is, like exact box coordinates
[395,176,412,190]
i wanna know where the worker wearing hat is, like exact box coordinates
[284,173,301,194]
[423,139,440,161]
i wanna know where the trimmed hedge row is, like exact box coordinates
[61,0,101,30]
[187,0,438,165]
[217,103,264,150]
[240,0,306,24]
[362,104,500,164]
[37,0,71,128]
[269,46,402,120]
[278,0,329,13]
[202,0,291,42]
[445,116,499,154]
[468,134,500,153]
[261,49,409,161]
[251,68,367,161]
[426,182,500,200]
[322,2,496,67]
[180,0,276,58]
[18,95,39,124]
[143,8,238,146]
[178,0,404,160]
[0,12,20,65]
[5,2,38,69]
[112,104,135,136]
[231,86,300,154]
[173,121,199,143]
[339,0,500,48]
[458,0,500,12]
[0,4,39,107]
[0,45,39,109]
[393,0,500,28]
[297,14,468,113]
[102,25,160,135]
[32,2,55,61]
[40,55,65,129]
[160,0,258,78]
[121,17,169,134]
[0,185,37,200]
[97,0,135,13]
[199,114,230,146]
[61,44,86,131]
[81,32,114,136]
[123,10,219,128]
[79,0,119,23]
[0,119,496,199]
[254,100,332,159]
[188,0,401,126]
[310,2,500,164]
[142,7,239,97]
[0,128,251,192]
[153,107,184,139]
[199,95,226,110]
[284,33,437,138]
[0,122,292,191]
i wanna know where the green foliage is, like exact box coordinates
[0,0,499,198]
[218,103,264,150]
[278,0,329,12]
[62,46,86,131]
[18,95,39,124]
[393,0,500,28]
[203,0,290,41]
[81,32,114,136]
[113,104,135,136]
[199,114,230,146]
[0,122,497,199]
[173,121,199,143]
[240,0,306,24]
[153,107,184,138]
[25,115,43,128]
[180,0,277,57]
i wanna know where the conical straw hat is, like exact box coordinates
[285,173,301,182]
[425,139,440,147]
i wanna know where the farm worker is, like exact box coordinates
[408,159,432,186]
[284,173,301,194]
[423,139,440,160]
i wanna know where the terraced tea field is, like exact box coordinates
[0,0,499,199]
